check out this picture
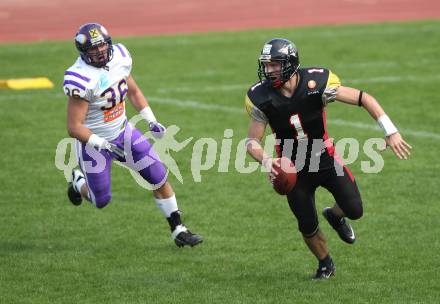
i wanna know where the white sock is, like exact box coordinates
[74,176,85,193]
[154,194,178,218]
[171,224,187,239]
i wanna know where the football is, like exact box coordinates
[271,157,297,195]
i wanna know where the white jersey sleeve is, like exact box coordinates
[63,43,134,141]
[63,66,96,101]
[113,43,132,74]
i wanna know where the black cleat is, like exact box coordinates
[313,260,336,280]
[67,169,84,206]
[67,183,82,206]
[172,225,203,247]
[323,207,355,244]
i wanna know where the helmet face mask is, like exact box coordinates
[257,38,300,88]
[259,60,292,88]
[75,23,113,68]
[86,42,111,67]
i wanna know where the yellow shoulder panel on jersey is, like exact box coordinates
[245,94,269,123]
[322,71,342,106]
[245,95,254,117]
[326,71,341,88]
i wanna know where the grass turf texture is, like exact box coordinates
[0,20,439,303]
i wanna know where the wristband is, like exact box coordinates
[140,107,157,123]
[358,90,363,107]
[377,114,398,136]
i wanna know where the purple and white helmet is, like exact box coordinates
[74,23,113,68]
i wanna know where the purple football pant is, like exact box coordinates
[75,123,167,208]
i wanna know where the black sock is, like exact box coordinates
[329,208,342,224]
[319,254,333,268]
[166,211,182,231]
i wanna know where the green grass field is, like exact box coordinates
[1,20,439,303]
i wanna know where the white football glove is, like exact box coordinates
[87,134,126,158]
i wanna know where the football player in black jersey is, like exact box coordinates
[245,38,411,279]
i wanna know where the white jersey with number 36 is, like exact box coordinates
[63,43,132,141]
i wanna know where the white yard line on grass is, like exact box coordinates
[1,92,439,140]
[157,74,440,93]
[152,97,440,140]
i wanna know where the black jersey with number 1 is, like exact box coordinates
[245,67,342,171]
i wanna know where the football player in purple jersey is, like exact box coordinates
[63,23,202,247]
[245,38,411,279]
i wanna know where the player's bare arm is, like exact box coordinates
[66,95,92,143]
[66,95,124,157]
[335,86,412,160]
[246,119,278,175]
[126,74,166,138]
[126,74,149,111]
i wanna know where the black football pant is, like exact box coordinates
[286,163,363,236]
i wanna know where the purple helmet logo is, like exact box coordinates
[75,23,113,68]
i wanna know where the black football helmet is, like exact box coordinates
[74,23,113,68]
[257,38,300,88]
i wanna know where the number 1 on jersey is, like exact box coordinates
[289,113,308,140]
